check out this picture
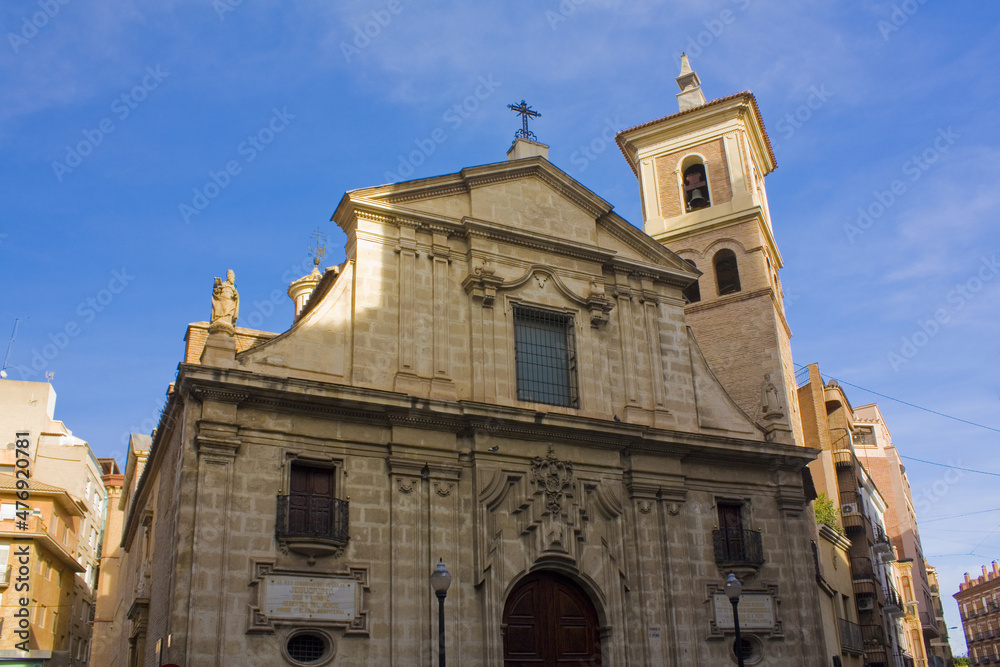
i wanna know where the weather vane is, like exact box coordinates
[309,227,327,268]
[507,100,541,143]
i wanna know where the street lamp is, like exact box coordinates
[430,559,452,667]
[725,572,745,667]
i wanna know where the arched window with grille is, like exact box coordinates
[714,249,741,295]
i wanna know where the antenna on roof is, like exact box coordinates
[1,317,21,379]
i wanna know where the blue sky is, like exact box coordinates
[2,0,998,653]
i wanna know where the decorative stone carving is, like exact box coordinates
[587,280,613,328]
[462,264,505,308]
[210,270,239,332]
[530,446,573,514]
[760,373,783,418]
[433,481,454,497]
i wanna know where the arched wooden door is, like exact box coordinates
[502,571,602,666]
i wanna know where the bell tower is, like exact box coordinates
[617,55,802,446]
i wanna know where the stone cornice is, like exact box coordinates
[170,365,820,471]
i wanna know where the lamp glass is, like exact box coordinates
[724,573,742,601]
[430,559,452,593]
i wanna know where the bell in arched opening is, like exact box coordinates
[683,163,711,211]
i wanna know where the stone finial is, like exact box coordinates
[209,269,239,333]
[676,53,707,112]
[288,266,324,320]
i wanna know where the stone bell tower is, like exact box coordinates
[616,55,802,446]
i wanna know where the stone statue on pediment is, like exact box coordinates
[210,269,239,332]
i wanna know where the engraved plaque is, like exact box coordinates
[265,574,357,621]
[712,593,775,630]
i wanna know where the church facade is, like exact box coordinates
[97,61,829,666]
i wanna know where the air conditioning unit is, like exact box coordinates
[858,597,875,611]
[841,503,858,514]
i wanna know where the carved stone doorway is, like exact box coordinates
[502,571,602,666]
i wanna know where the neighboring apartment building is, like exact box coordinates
[926,563,955,667]
[0,380,107,666]
[856,403,941,663]
[90,457,124,666]
[955,562,1000,666]
[91,434,149,667]
[798,364,907,667]
[100,60,831,666]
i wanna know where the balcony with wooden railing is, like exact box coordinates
[275,495,350,561]
[712,528,764,568]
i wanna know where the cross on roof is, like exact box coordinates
[507,100,541,142]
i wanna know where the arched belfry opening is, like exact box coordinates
[682,162,711,211]
[501,571,602,666]
[714,249,741,295]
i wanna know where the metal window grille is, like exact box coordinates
[513,305,578,407]
[287,633,326,663]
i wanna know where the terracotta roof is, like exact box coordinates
[0,473,65,493]
[615,91,776,175]
[183,322,279,364]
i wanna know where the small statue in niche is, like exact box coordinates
[760,373,783,417]
[210,270,239,330]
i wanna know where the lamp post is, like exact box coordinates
[430,559,452,667]
[725,572,745,667]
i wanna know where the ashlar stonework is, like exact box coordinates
[102,67,827,667]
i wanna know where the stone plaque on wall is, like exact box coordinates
[712,593,775,631]
[265,574,356,621]
[248,561,370,635]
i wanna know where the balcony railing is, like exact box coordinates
[839,491,867,533]
[833,448,855,468]
[873,524,892,553]
[883,584,902,610]
[862,623,886,645]
[851,556,875,581]
[275,495,349,550]
[838,618,864,654]
[864,645,890,667]
[920,610,941,638]
[712,528,764,567]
